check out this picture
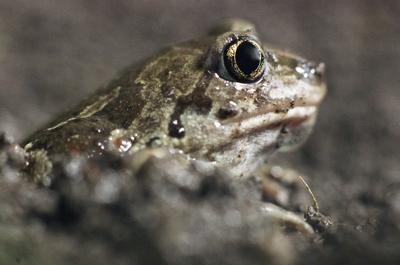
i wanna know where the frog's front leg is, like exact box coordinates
[259,164,333,234]
[258,164,316,233]
[260,202,314,235]
[129,148,314,235]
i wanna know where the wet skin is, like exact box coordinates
[23,19,326,179]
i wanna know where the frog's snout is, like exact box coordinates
[314,62,326,85]
[316,62,325,76]
[314,62,327,104]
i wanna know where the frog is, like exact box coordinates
[18,19,326,234]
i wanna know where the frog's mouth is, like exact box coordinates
[201,104,318,171]
[209,102,318,151]
[221,104,318,140]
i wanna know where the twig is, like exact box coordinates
[298,175,319,212]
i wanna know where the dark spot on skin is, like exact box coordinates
[146,137,161,147]
[168,102,187,139]
[168,73,213,139]
[169,119,186,139]
[217,107,239,120]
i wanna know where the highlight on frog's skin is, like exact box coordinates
[222,37,266,83]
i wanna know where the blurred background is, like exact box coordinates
[0,0,399,230]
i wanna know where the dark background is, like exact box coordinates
[0,0,399,234]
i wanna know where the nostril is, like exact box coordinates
[217,107,239,120]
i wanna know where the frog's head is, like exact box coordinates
[135,19,326,176]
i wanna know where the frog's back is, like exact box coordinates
[22,39,210,157]
[23,64,145,156]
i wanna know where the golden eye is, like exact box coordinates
[223,38,266,83]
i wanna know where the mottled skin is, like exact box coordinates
[23,20,326,179]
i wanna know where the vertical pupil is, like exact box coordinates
[235,41,261,75]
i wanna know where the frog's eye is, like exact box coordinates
[222,38,266,83]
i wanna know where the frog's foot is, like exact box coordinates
[260,202,314,236]
[260,165,307,209]
[259,165,319,235]
[260,165,333,235]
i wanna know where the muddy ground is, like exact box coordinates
[0,1,400,264]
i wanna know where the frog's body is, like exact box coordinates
[18,19,328,235]
[23,20,325,180]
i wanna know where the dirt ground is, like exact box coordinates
[0,0,400,264]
